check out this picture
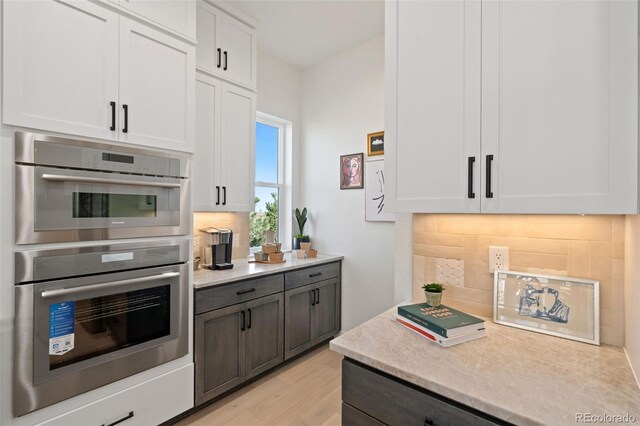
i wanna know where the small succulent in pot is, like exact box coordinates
[293,207,310,249]
[422,283,445,307]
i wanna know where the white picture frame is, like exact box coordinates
[365,158,394,222]
[493,270,600,345]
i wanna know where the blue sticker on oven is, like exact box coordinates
[49,302,75,355]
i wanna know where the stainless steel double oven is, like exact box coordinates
[12,133,191,416]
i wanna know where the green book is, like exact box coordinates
[397,303,485,338]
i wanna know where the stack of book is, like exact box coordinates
[394,303,486,347]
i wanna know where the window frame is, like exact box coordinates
[251,113,286,252]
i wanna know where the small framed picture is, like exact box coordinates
[365,158,394,222]
[340,153,364,190]
[493,270,600,345]
[367,131,384,156]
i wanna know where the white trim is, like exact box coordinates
[624,347,640,389]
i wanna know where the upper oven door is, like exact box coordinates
[16,164,189,244]
[30,264,185,385]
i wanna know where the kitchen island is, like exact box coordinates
[330,308,640,425]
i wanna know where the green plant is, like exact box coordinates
[294,207,308,237]
[422,283,445,293]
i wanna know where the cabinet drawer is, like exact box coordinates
[342,402,385,426]
[285,262,340,290]
[342,359,505,426]
[196,274,284,314]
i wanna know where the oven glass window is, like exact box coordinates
[49,285,170,370]
[72,193,157,218]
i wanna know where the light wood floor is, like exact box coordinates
[176,344,342,426]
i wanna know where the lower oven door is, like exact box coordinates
[14,263,188,417]
[16,164,188,244]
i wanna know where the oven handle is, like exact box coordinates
[40,272,180,299]
[41,174,181,189]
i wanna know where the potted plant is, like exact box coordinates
[422,283,445,307]
[294,207,310,249]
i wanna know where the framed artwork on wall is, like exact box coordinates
[367,131,384,156]
[365,158,394,222]
[340,153,364,189]
[493,270,600,345]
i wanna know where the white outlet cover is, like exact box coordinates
[489,246,510,273]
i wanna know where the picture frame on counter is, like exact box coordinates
[367,131,384,156]
[340,153,364,190]
[493,270,600,345]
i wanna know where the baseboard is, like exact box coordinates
[624,347,640,389]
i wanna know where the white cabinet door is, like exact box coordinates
[119,19,195,152]
[386,0,481,213]
[196,1,224,76]
[221,14,257,91]
[120,0,196,39]
[194,72,222,212]
[3,0,119,141]
[219,83,256,212]
[481,0,638,213]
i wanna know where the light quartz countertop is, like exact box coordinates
[193,252,343,289]
[330,308,640,426]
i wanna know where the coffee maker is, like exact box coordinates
[200,227,234,270]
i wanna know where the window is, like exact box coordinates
[250,115,285,249]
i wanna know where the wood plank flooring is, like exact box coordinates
[176,344,342,426]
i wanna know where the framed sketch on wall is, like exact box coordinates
[365,158,394,222]
[493,270,600,345]
[367,131,384,156]
[340,153,364,189]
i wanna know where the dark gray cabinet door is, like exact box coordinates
[314,278,340,343]
[195,303,246,405]
[284,283,315,360]
[245,292,284,378]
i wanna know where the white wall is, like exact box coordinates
[300,35,399,330]
[625,215,640,385]
[256,49,303,249]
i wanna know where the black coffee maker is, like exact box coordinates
[200,227,234,270]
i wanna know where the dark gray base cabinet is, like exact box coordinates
[195,261,341,407]
[342,359,510,426]
[195,293,284,406]
[284,277,341,360]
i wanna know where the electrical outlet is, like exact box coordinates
[489,246,509,273]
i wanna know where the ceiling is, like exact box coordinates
[230,0,384,70]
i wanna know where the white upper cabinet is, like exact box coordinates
[3,1,119,141]
[118,0,196,39]
[194,73,255,212]
[386,0,480,213]
[3,0,195,153]
[481,0,637,214]
[196,1,257,91]
[386,0,638,214]
[194,72,222,211]
[119,20,195,152]
[219,83,256,212]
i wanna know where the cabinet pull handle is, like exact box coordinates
[309,272,322,278]
[223,186,227,205]
[310,289,315,306]
[467,156,475,199]
[486,155,494,198]
[315,288,320,305]
[216,186,220,205]
[217,48,222,68]
[247,308,252,329]
[240,310,246,331]
[110,101,116,131]
[122,104,128,133]
[102,411,134,426]
[424,417,434,426]
[237,288,256,295]
[223,51,228,71]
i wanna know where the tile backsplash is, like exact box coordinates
[412,214,625,346]
[193,212,250,259]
